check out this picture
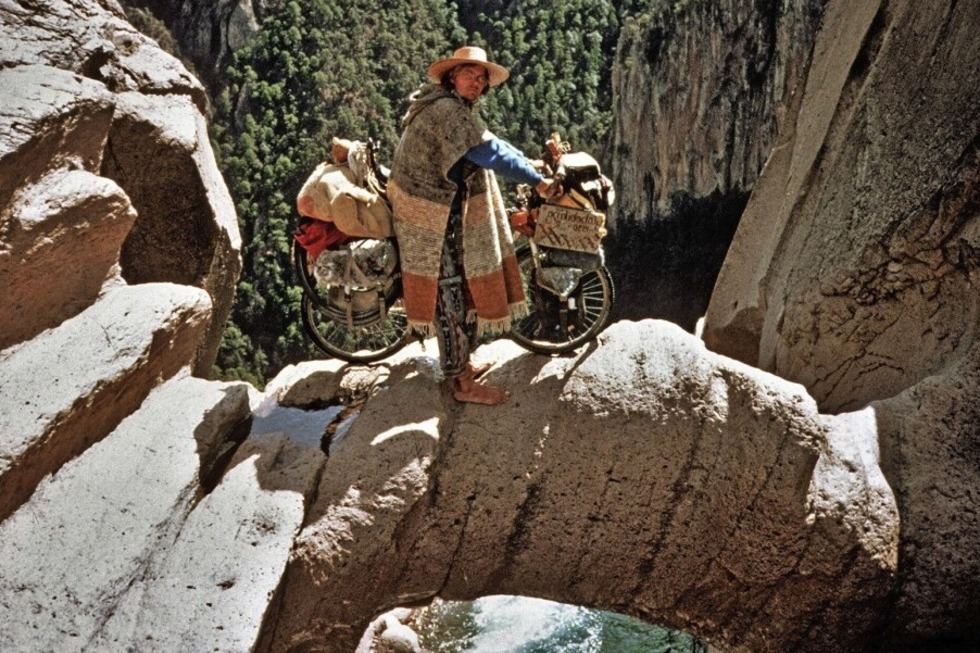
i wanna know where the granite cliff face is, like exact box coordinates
[605,0,825,331]
[704,1,980,648]
[119,0,260,93]
[610,0,825,223]
[0,1,978,653]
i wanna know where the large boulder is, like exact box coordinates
[259,327,907,653]
[0,283,212,521]
[0,0,240,373]
[0,66,130,348]
[0,165,136,348]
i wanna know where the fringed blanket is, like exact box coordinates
[389,84,526,337]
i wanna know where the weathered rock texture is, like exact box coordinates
[704,0,980,412]
[259,328,907,653]
[703,0,980,648]
[0,0,240,374]
[1,1,979,653]
[609,0,825,224]
[120,0,260,93]
[604,0,825,331]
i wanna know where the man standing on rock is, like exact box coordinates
[387,46,557,405]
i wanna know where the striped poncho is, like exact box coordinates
[388,84,526,337]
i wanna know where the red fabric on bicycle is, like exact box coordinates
[294,220,350,260]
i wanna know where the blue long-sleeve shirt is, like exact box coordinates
[445,137,543,215]
[464,138,544,186]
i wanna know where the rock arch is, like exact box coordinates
[257,322,902,653]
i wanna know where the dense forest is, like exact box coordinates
[205,0,650,385]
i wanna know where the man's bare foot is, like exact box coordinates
[453,369,508,405]
[454,382,508,405]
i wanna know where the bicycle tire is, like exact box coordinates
[293,240,322,307]
[293,238,411,362]
[301,293,411,363]
[510,246,615,355]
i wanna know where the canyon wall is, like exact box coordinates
[704,0,980,647]
[605,0,825,330]
[610,0,825,223]
[119,0,260,93]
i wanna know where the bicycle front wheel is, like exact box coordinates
[510,247,615,355]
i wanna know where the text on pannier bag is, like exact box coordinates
[533,204,607,253]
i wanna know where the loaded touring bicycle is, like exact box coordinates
[292,134,615,362]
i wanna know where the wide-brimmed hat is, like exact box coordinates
[427,46,509,87]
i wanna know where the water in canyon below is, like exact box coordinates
[413,595,705,653]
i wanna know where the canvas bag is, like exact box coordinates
[296,145,393,239]
[313,238,398,316]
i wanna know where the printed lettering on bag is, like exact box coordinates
[533,204,606,253]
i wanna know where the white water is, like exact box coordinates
[416,595,704,653]
[466,596,596,652]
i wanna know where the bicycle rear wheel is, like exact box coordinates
[301,293,411,363]
[293,239,411,363]
[510,246,615,355]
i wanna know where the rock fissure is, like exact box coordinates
[846,3,889,89]
[566,447,632,593]
[436,491,478,598]
[686,409,803,603]
[503,480,545,566]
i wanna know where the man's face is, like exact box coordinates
[452,64,489,102]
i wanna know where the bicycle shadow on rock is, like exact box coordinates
[302,337,574,525]
[255,338,597,650]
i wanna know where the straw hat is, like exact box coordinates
[427,46,509,87]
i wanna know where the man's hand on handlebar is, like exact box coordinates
[535,177,561,199]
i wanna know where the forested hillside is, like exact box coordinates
[207,0,646,385]
[210,0,463,384]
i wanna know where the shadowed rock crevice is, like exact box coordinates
[105,125,217,288]
[99,89,240,372]
[605,189,748,332]
[846,3,888,85]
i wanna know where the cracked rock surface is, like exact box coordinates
[259,327,904,653]
[705,0,980,648]
[1,1,979,652]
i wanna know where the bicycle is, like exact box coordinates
[294,134,614,363]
